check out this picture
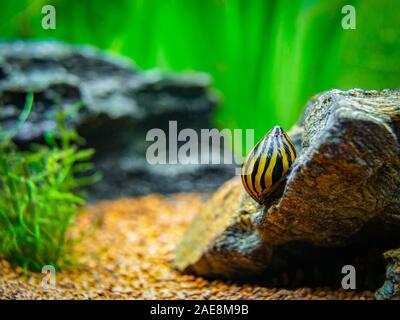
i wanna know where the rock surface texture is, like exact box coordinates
[0,41,235,200]
[174,89,400,293]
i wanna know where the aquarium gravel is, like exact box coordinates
[0,194,374,300]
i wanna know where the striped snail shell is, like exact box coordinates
[241,126,297,204]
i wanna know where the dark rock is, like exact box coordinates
[0,41,235,200]
[0,65,9,80]
[174,89,400,289]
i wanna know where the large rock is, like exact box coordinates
[174,89,400,289]
[0,41,235,200]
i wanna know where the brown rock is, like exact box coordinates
[174,89,400,288]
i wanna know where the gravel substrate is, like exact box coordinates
[0,194,374,300]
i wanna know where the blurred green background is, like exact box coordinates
[0,0,399,141]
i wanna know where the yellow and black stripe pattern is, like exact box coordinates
[241,126,296,204]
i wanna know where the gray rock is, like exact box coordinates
[0,41,236,200]
[174,89,400,289]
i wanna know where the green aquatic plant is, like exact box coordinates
[0,93,100,272]
[1,0,399,144]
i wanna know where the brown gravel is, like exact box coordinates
[0,193,374,300]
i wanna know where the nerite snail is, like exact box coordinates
[241,126,296,204]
